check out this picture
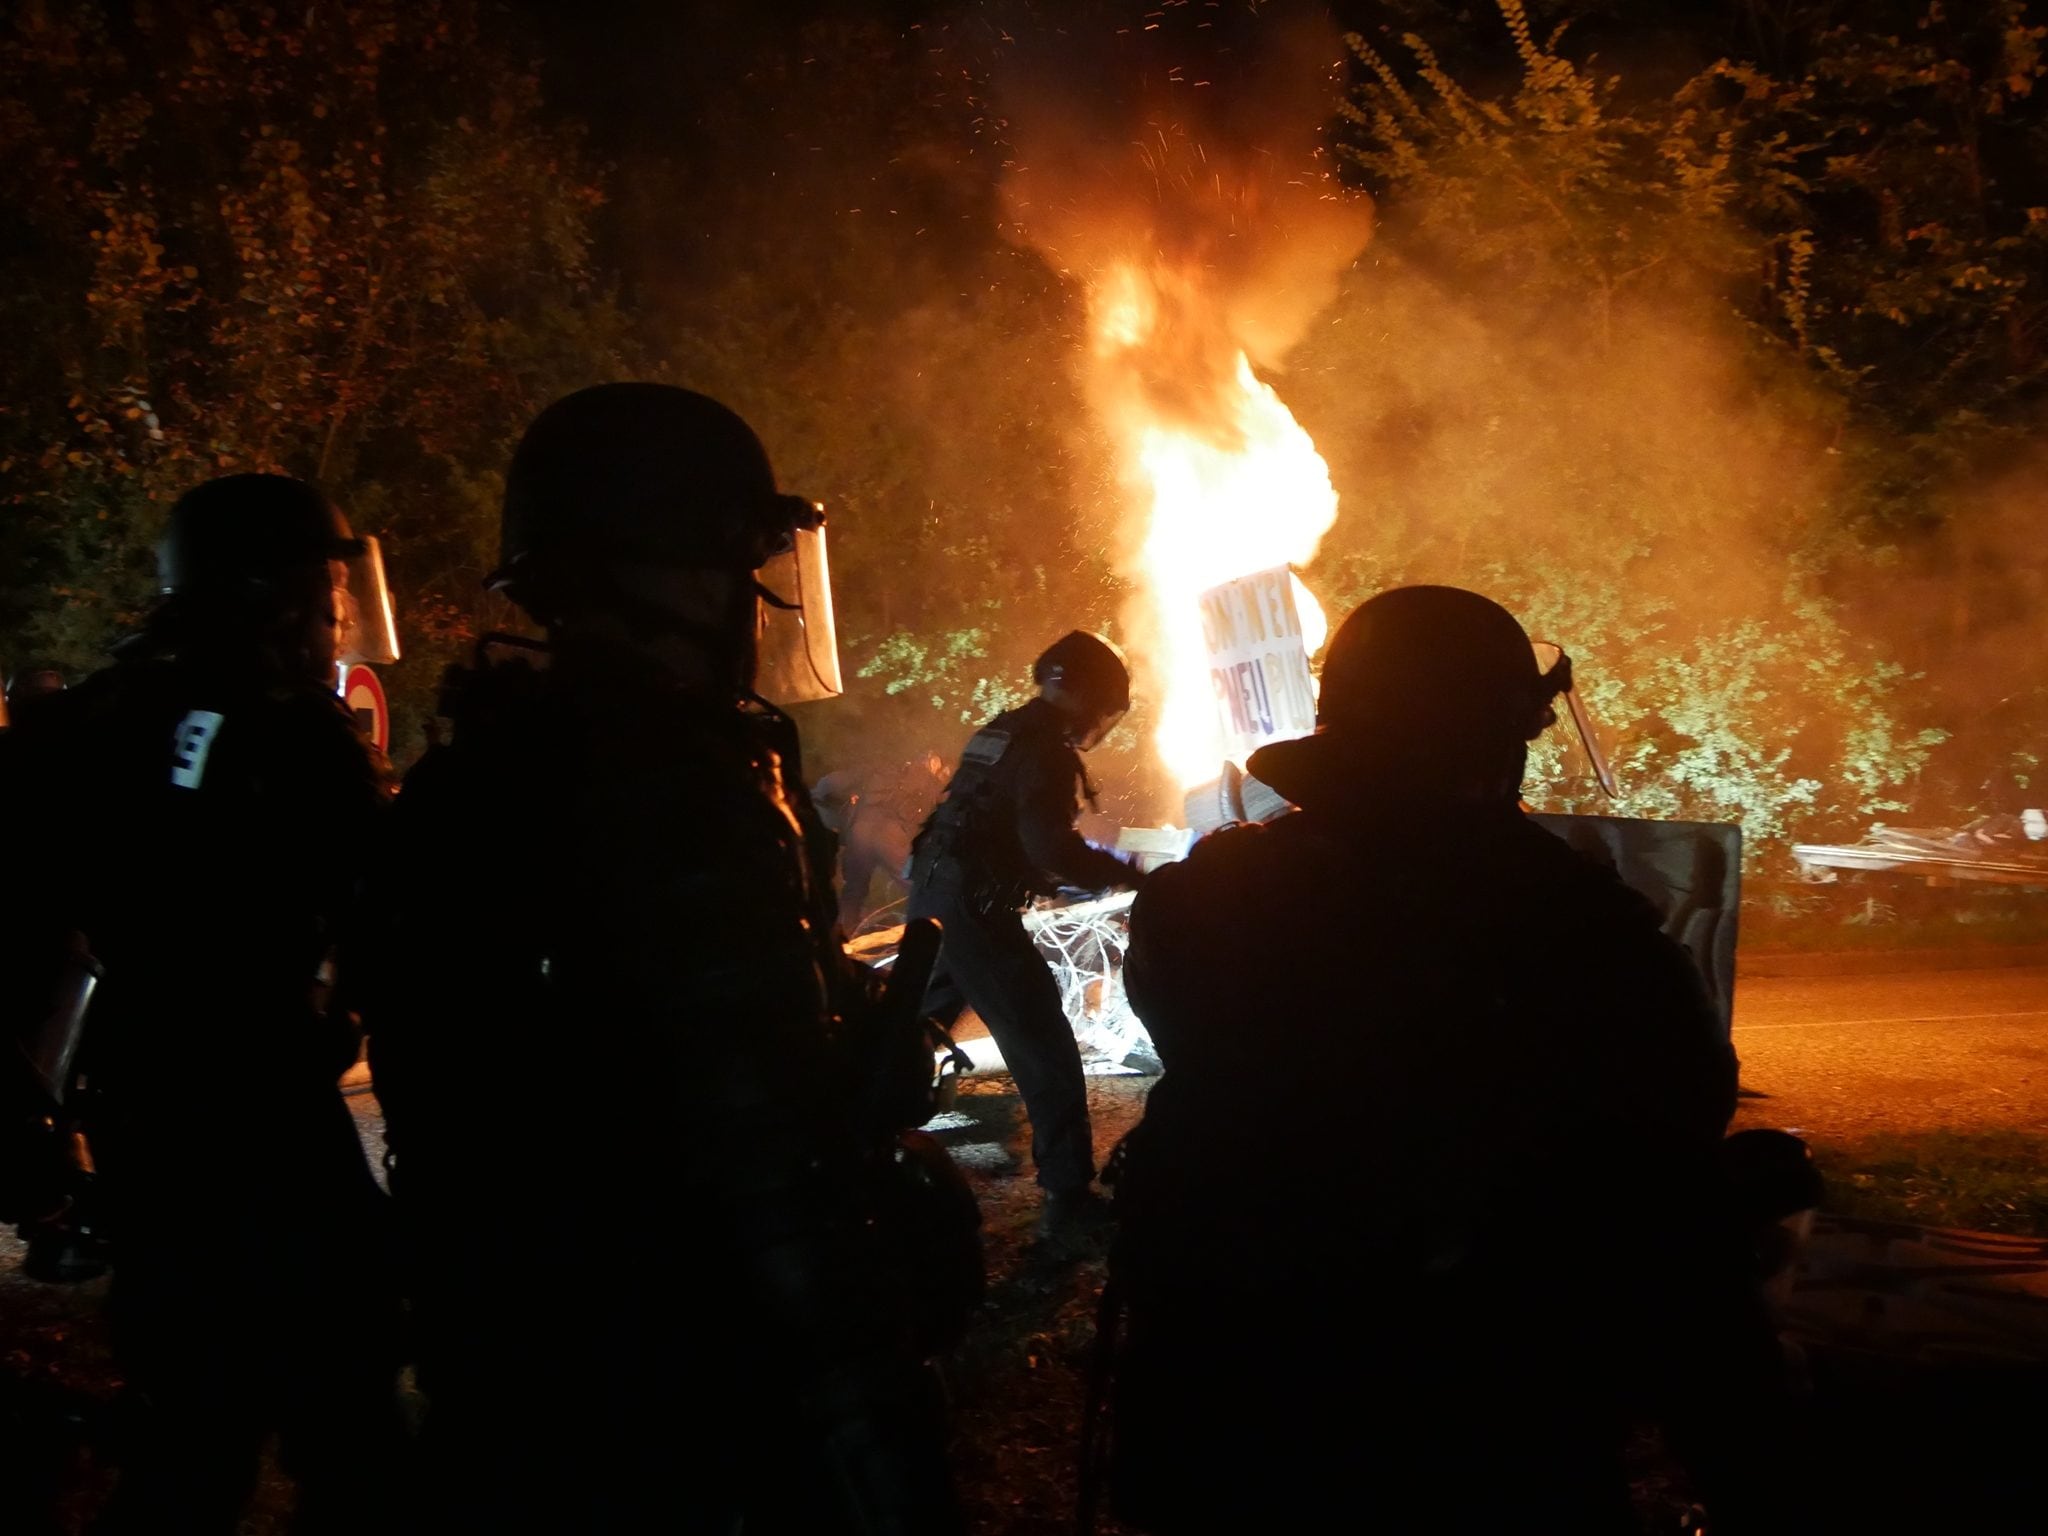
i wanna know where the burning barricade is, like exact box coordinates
[854,10,1750,1078]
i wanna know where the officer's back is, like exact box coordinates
[13,658,383,1134]
[0,474,406,1536]
[368,654,839,1233]
[3,475,394,1170]
[1122,791,1730,1278]
[1109,587,1743,1536]
[909,696,1076,912]
[359,384,963,1535]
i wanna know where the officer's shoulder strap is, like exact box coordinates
[958,720,1015,770]
[959,699,1042,766]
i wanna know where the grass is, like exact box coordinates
[1810,1129,2048,1236]
[1741,876,2048,954]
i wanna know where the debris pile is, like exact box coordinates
[1794,812,2048,885]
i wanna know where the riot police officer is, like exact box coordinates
[356,383,964,1533]
[1105,586,1790,1534]
[0,474,408,1533]
[907,632,1141,1228]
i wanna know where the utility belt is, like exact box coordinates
[911,852,1032,920]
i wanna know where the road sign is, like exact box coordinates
[341,663,390,753]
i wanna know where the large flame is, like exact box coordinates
[1094,264,1339,788]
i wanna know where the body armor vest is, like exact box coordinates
[908,701,1067,910]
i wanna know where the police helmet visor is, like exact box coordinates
[334,536,401,667]
[1072,703,1126,752]
[753,520,843,705]
[1531,640,1616,797]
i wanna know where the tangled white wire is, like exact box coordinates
[1022,890,1159,1071]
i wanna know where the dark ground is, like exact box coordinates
[8,960,2048,1532]
[1732,965,2048,1230]
[929,1073,1145,1536]
[0,1073,1156,1536]
[0,1072,1711,1534]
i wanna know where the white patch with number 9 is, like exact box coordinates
[169,709,225,789]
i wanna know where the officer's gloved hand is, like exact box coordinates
[1112,858,1150,894]
[1116,848,1154,892]
[1083,838,1150,890]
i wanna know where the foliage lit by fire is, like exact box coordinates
[4,0,2047,884]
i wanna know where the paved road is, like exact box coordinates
[942,964,2048,1146]
[1730,965,2048,1141]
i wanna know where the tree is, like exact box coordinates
[0,0,635,747]
[623,15,1135,783]
[1299,0,1956,851]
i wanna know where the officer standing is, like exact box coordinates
[0,475,408,1533]
[816,750,948,931]
[1105,586,1794,1534]
[356,384,964,1533]
[907,633,1141,1229]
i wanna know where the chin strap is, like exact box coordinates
[741,688,797,732]
[1526,651,1573,735]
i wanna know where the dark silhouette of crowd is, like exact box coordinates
[1,384,1811,1534]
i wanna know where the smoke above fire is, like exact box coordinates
[992,8,1372,788]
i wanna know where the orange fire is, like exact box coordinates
[1092,263,1338,788]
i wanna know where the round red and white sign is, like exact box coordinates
[341,663,390,753]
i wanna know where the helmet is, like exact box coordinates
[1034,631,1131,717]
[146,474,398,677]
[494,383,821,607]
[158,475,364,597]
[1316,586,1563,749]
[5,666,65,705]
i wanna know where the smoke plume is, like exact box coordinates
[992,5,1371,442]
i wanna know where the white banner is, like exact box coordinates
[1197,566,1318,767]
